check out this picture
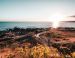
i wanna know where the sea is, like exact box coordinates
[0,21,75,30]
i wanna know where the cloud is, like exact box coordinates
[69,15,75,17]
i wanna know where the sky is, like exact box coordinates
[0,0,75,21]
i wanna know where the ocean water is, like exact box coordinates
[0,22,52,30]
[0,22,75,30]
[60,22,75,27]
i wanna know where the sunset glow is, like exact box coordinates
[49,13,65,28]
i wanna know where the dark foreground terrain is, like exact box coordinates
[0,27,75,58]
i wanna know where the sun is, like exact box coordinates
[49,13,65,28]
